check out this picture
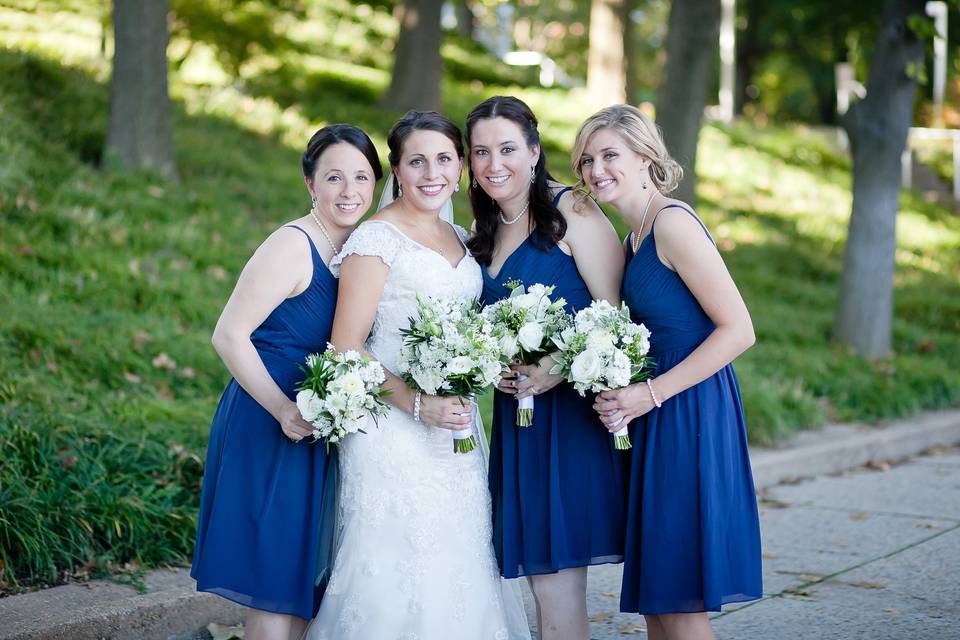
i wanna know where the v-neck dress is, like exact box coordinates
[480,189,628,578]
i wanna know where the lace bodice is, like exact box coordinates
[331,219,483,374]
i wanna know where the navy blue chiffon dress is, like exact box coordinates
[191,225,337,619]
[481,189,628,578]
[620,205,762,614]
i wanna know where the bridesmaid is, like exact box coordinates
[573,104,762,640]
[466,96,626,640]
[191,125,382,640]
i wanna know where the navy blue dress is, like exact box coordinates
[620,205,762,614]
[481,189,628,578]
[191,225,338,619]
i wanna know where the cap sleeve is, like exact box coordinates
[330,221,406,277]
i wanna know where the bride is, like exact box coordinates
[306,111,530,640]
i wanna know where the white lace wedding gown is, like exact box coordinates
[307,220,530,640]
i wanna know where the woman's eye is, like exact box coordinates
[581,157,592,166]
[502,147,515,154]
[604,153,617,161]
[357,174,369,181]
[410,158,423,167]
[328,175,342,182]
[438,155,451,163]
[473,149,486,157]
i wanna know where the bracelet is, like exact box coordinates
[412,390,422,422]
[645,379,662,409]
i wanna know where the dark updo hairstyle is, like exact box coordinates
[301,124,383,183]
[387,110,465,198]
[465,96,567,266]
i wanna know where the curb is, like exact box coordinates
[0,568,241,640]
[4,409,960,639]
[750,408,960,490]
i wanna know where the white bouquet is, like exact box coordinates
[398,294,503,453]
[551,300,654,449]
[295,345,390,451]
[482,279,571,427]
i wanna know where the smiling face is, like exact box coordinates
[469,117,539,206]
[308,142,377,230]
[578,128,651,206]
[394,129,462,212]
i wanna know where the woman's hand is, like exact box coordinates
[510,356,563,400]
[275,399,316,442]
[418,394,474,431]
[592,382,657,433]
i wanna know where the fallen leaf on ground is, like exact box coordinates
[589,612,613,622]
[849,512,869,521]
[208,622,244,640]
[619,624,646,634]
[914,522,939,529]
[152,352,176,370]
[865,459,891,472]
[883,608,899,614]
[843,580,884,590]
[601,591,620,598]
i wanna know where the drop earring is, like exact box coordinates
[530,166,535,183]
[455,182,460,192]
[471,177,477,189]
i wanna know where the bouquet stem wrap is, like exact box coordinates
[453,394,478,453]
[610,416,631,450]
[515,374,534,427]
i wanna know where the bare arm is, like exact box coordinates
[559,194,623,305]
[211,227,315,440]
[330,253,472,431]
[594,209,755,428]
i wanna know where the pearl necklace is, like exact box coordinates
[310,206,341,255]
[631,193,657,255]
[498,200,530,225]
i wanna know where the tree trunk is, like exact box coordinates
[382,0,444,112]
[622,0,638,104]
[455,0,475,39]
[106,0,177,180]
[587,0,626,104]
[654,0,721,204]
[833,0,925,358]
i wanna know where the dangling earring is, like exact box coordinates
[642,181,648,190]
[530,166,535,183]
[471,177,477,189]
[310,195,317,211]
[398,183,403,197]
[455,182,460,192]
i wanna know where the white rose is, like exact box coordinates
[448,356,474,375]
[517,323,544,352]
[295,389,324,422]
[570,349,602,384]
[499,334,519,359]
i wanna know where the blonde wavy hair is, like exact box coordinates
[571,104,683,204]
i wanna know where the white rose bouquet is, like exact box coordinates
[398,294,503,453]
[482,279,571,427]
[295,345,390,451]
[550,300,654,449]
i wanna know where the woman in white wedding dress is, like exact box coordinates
[306,111,530,640]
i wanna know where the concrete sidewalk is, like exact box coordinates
[2,410,959,639]
[580,446,960,639]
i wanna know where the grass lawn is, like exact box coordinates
[1,1,958,592]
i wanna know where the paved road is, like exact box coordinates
[558,448,960,640]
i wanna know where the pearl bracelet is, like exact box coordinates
[645,379,662,409]
[413,390,423,422]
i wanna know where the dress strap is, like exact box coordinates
[650,204,715,245]
[284,225,322,264]
[551,186,573,207]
